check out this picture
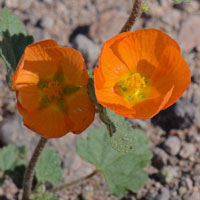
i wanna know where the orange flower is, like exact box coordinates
[94,29,190,119]
[12,40,95,138]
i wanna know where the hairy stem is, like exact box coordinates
[120,0,142,33]
[50,170,98,193]
[22,137,48,200]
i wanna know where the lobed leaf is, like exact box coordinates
[0,144,27,172]
[76,125,152,197]
[35,147,62,186]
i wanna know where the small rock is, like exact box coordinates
[33,28,50,42]
[3,178,18,199]
[178,15,200,52]
[6,0,31,9]
[179,187,187,196]
[191,90,200,106]
[89,9,131,42]
[152,98,200,130]
[193,164,200,176]
[152,147,169,168]
[0,115,24,144]
[185,192,200,200]
[0,187,3,196]
[179,143,195,159]
[164,136,181,156]
[185,1,200,13]
[72,34,100,70]
[185,177,193,190]
[5,0,19,8]
[162,10,181,27]
[171,197,182,200]
[40,15,55,29]
[155,188,170,200]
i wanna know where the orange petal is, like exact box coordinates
[151,46,190,109]
[23,105,72,138]
[98,47,129,84]
[94,67,105,90]
[12,40,60,84]
[23,60,59,81]
[24,39,59,61]
[17,85,42,112]
[120,86,174,119]
[109,29,180,78]
[65,88,95,133]
[17,101,27,116]
[47,47,89,86]
[95,87,133,109]
[12,69,39,90]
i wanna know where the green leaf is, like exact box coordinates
[30,184,58,200]
[0,8,33,85]
[173,0,182,3]
[35,147,62,186]
[105,109,150,154]
[0,8,27,35]
[76,126,152,197]
[30,192,57,200]
[0,144,27,172]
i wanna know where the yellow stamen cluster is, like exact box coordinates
[116,72,147,102]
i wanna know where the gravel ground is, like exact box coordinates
[0,0,200,200]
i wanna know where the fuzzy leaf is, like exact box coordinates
[0,145,27,172]
[35,147,62,186]
[105,109,149,154]
[0,8,33,85]
[76,125,152,197]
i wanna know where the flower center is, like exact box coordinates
[38,75,81,111]
[115,72,147,102]
[43,81,63,100]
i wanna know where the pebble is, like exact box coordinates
[40,15,55,29]
[72,34,100,70]
[184,192,200,200]
[0,115,23,144]
[179,187,187,196]
[185,177,193,190]
[153,147,169,168]
[178,15,200,52]
[164,136,181,156]
[33,28,50,42]
[162,10,181,27]
[179,143,195,159]
[152,98,200,130]
[89,9,129,42]
[155,188,170,200]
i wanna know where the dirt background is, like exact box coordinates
[0,0,200,200]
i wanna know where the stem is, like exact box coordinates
[120,0,142,33]
[50,170,98,193]
[22,137,48,200]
